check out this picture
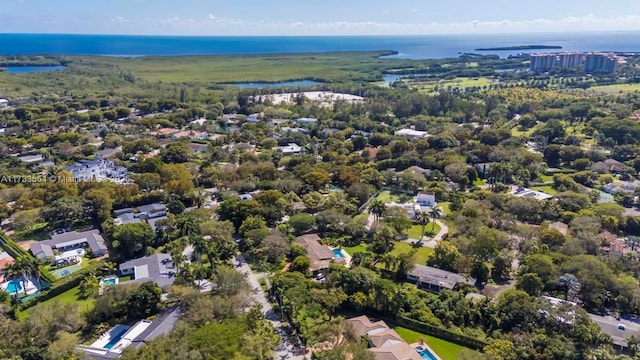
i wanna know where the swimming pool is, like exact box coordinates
[4,279,23,295]
[102,278,116,286]
[416,345,438,360]
[332,248,345,259]
[103,326,129,350]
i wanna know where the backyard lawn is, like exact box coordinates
[24,285,95,317]
[531,185,557,195]
[394,326,475,360]
[344,244,369,255]
[473,178,485,187]
[375,190,401,204]
[439,202,452,216]
[389,243,433,266]
[407,223,441,240]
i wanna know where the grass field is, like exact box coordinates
[375,190,402,204]
[407,223,441,240]
[440,202,452,216]
[590,83,640,94]
[24,285,95,317]
[394,326,474,360]
[531,185,558,195]
[389,242,433,266]
[81,51,405,83]
[538,174,554,183]
[344,243,369,255]
[412,77,493,92]
[473,178,486,187]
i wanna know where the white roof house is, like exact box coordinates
[296,117,318,126]
[277,143,303,155]
[394,128,429,140]
[510,186,554,200]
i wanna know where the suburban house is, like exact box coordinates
[118,253,176,290]
[113,203,167,231]
[415,192,436,207]
[280,126,310,135]
[63,159,128,182]
[277,143,303,155]
[321,128,341,138]
[602,181,639,194]
[394,128,429,140]
[346,316,422,360]
[592,159,628,174]
[30,230,108,262]
[296,117,319,127]
[295,234,345,272]
[407,264,475,293]
[247,113,261,123]
[510,186,554,200]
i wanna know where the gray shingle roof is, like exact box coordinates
[119,253,176,289]
[408,264,475,289]
[31,230,107,259]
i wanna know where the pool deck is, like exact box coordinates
[411,341,442,360]
[0,277,39,297]
[330,247,352,267]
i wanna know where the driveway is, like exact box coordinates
[233,254,307,360]
[402,219,450,248]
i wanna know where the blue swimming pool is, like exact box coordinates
[4,279,23,294]
[332,248,345,259]
[102,278,116,286]
[103,326,129,350]
[416,346,438,360]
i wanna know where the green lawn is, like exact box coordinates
[407,223,441,240]
[439,202,452,216]
[375,190,401,204]
[389,243,433,266]
[394,326,474,360]
[531,185,557,195]
[590,83,640,94]
[472,178,485,187]
[24,285,95,317]
[538,174,554,183]
[344,244,370,255]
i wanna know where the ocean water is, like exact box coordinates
[5,65,67,74]
[0,32,638,59]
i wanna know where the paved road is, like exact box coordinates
[589,314,640,347]
[233,254,307,360]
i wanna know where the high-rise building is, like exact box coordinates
[557,53,584,69]
[585,53,619,74]
[530,54,557,73]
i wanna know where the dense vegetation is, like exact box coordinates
[1,51,640,359]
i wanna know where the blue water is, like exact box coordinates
[0,32,638,59]
[332,249,345,259]
[417,346,438,360]
[4,279,23,294]
[103,326,129,350]
[102,278,116,286]
[5,66,66,74]
[230,80,321,88]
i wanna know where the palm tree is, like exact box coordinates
[368,199,386,223]
[429,207,443,232]
[379,253,397,271]
[79,272,99,298]
[415,211,429,241]
[190,235,208,264]
[5,257,36,297]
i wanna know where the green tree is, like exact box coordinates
[79,272,99,298]
[288,213,316,235]
[111,222,155,259]
[126,282,162,319]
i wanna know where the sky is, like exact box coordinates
[2,0,640,36]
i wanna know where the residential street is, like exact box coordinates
[233,254,307,360]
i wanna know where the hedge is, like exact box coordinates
[375,314,487,350]
[0,231,57,284]
[18,260,103,311]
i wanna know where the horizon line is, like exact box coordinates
[1,29,640,38]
